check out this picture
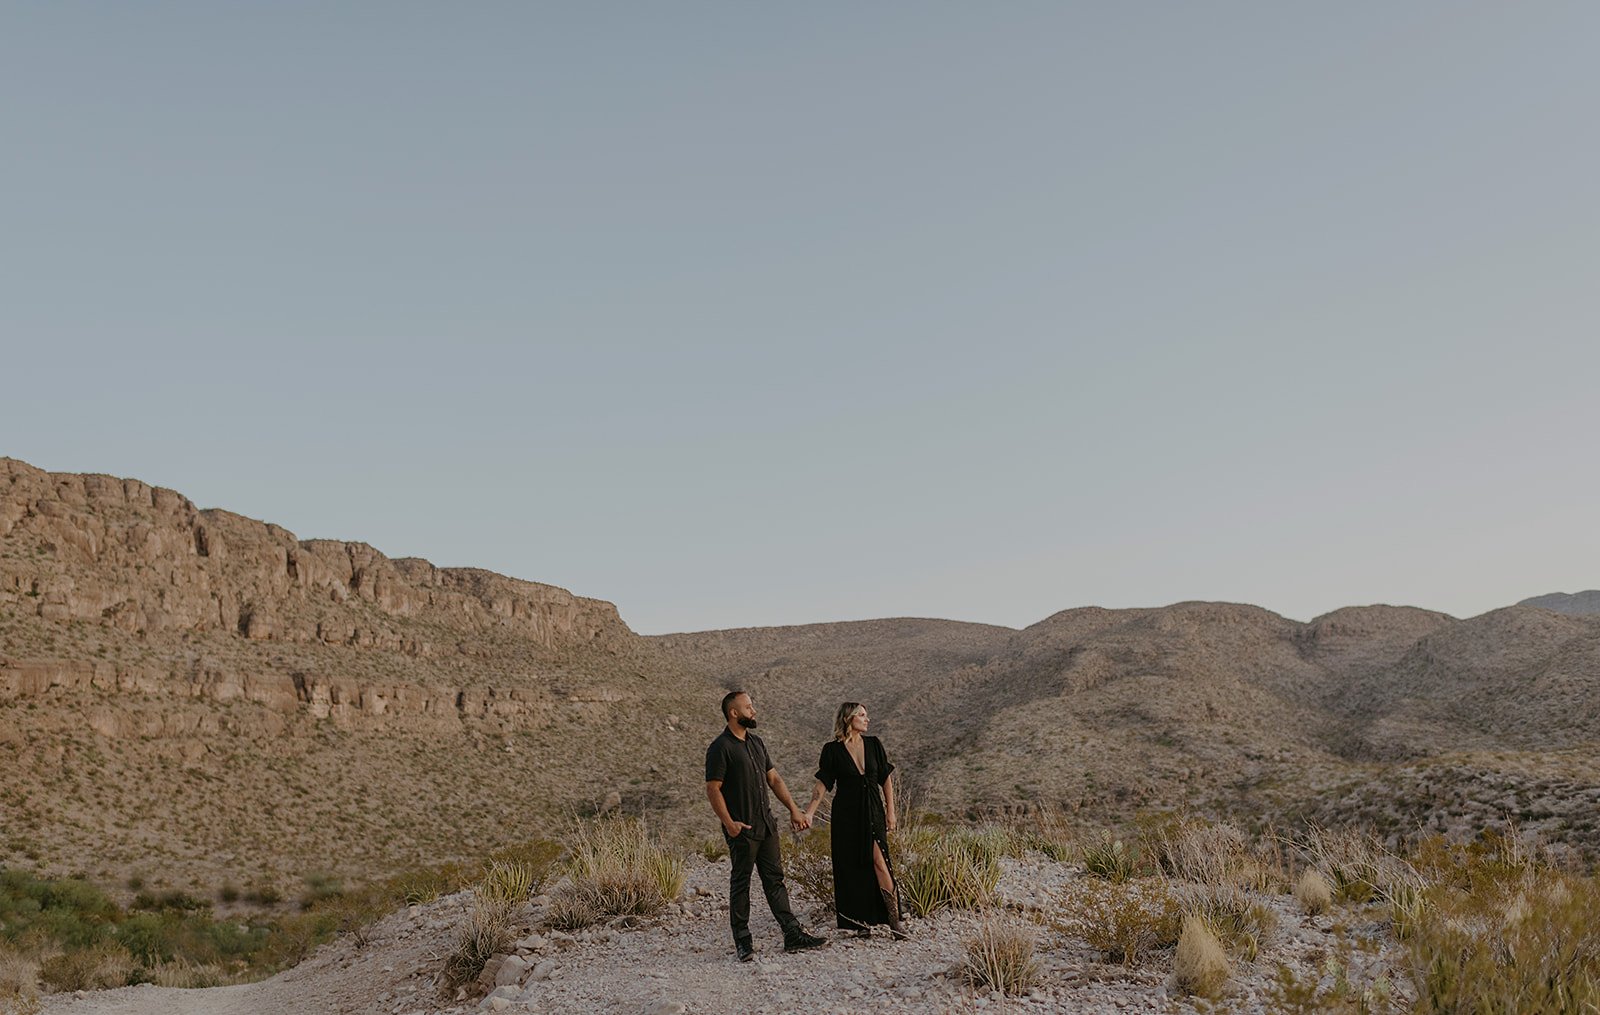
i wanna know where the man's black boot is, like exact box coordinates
[783,929,828,953]
[736,939,755,962]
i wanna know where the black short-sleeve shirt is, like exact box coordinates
[706,729,776,838]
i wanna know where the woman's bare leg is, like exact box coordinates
[872,842,894,894]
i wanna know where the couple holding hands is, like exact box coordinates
[705,690,905,962]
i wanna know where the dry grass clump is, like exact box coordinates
[1294,868,1333,916]
[1300,825,1419,906]
[0,947,40,1015]
[961,915,1040,996]
[146,957,233,988]
[1001,804,1077,862]
[1146,817,1277,891]
[1060,880,1182,966]
[900,827,1003,917]
[1181,885,1276,962]
[543,817,685,931]
[1172,915,1229,998]
[36,943,135,992]
[1401,837,1600,1014]
[1081,832,1139,883]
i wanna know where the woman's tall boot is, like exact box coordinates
[881,888,909,940]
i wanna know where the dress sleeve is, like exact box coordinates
[814,743,836,792]
[705,740,727,783]
[873,737,895,786]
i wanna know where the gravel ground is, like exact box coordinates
[42,854,1406,1015]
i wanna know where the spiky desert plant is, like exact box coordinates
[478,860,538,906]
[961,915,1040,995]
[900,828,1002,917]
[1294,868,1333,916]
[1082,833,1138,883]
[1173,915,1230,998]
[442,890,514,990]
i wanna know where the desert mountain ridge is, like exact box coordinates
[4,455,1600,902]
[1519,589,1600,615]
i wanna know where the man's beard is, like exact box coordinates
[737,716,758,729]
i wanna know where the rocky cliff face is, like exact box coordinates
[1,457,628,654]
[0,458,713,895]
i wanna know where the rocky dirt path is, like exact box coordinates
[42,854,1400,1015]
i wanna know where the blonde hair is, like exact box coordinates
[833,702,864,741]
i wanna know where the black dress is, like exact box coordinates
[815,735,897,930]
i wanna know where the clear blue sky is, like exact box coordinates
[4,3,1597,633]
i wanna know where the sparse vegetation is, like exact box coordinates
[543,818,684,931]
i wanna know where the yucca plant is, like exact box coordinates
[1082,833,1139,883]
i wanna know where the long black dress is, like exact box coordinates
[815,735,897,930]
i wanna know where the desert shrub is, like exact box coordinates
[1082,833,1139,883]
[442,891,513,990]
[1182,885,1275,962]
[38,942,135,991]
[544,818,684,930]
[242,884,281,906]
[297,874,343,911]
[217,883,240,904]
[784,828,834,915]
[1060,880,1182,966]
[962,915,1040,995]
[1294,868,1333,916]
[1401,842,1600,1014]
[1172,915,1229,998]
[0,870,117,950]
[900,827,1002,917]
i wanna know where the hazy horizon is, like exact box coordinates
[5,4,1597,634]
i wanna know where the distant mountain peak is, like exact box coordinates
[1518,590,1600,616]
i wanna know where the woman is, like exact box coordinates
[803,701,907,939]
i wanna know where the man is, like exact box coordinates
[705,690,828,961]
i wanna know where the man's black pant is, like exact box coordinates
[727,830,801,947]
